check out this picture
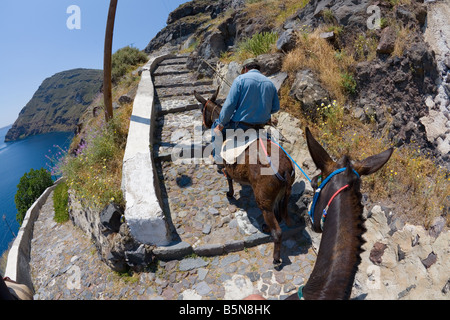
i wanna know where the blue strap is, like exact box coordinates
[308,168,360,224]
[297,285,305,300]
[270,139,311,183]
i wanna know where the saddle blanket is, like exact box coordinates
[220,129,268,164]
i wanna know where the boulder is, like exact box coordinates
[125,244,153,270]
[289,69,330,115]
[377,27,396,54]
[257,52,284,76]
[118,94,133,105]
[276,29,296,52]
[100,203,123,233]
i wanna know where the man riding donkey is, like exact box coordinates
[196,58,295,266]
[211,58,280,169]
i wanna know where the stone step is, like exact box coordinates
[153,69,190,77]
[154,80,213,89]
[155,88,216,99]
[158,103,201,116]
[158,57,189,66]
[152,159,306,259]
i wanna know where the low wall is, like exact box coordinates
[121,54,174,246]
[4,179,61,292]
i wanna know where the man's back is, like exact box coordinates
[218,69,280,126]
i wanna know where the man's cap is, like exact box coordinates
[242,58,260,69]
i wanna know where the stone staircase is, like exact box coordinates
[150,54,305,257]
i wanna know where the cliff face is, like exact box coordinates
[5,68,103,142]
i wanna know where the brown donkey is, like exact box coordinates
[194,89,295,266]
[286,128,393,299]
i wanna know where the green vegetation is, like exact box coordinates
[112,46,149,84]
[53,181,69,223]
[61,104,131,210]
[340,72,357,95]
[235,32,278,61]
[15,168,53,225]
[54,45,145,212]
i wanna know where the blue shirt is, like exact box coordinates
[218,70,280,127]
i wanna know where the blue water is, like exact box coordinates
[0,125,73,256]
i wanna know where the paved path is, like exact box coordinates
[30,192,315,300]
[30,54,316,300]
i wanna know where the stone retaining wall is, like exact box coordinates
[121,54,174,246]
[4,179,61,291]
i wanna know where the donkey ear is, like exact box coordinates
[211,86,220,102]
[194,90,207,105]
[305,127,334,171]
[353,148,394,176]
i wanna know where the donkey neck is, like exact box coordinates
[304,186,365,300]
[204,101,222,129]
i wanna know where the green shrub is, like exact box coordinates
[61,108,129,210]
[340,72,357,95]
[112,46,148,83]
[15,168,53,225]
[237,32,278,60]
[53,181,69,223]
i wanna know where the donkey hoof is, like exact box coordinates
[273,259,282,269]
[226,192,234,198]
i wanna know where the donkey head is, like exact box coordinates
[194,87,220,129]
[305,127,393,231]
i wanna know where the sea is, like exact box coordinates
[0,125,73,258]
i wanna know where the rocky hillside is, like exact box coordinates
[5,68,103,142]
[145,0,449,169]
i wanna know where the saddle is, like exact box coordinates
[220,129,260,164]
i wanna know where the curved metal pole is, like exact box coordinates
[103,0,118,122]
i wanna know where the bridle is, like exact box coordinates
[308,167,360,231]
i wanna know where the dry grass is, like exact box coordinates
[295,100,450,228]
[282,28,356,104]
[392,24,411,57]
[245,0,310,28]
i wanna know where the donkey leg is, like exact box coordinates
[226,177,234,198]
[262,210,282,266]
[281,189,293,227]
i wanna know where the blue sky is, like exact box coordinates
[0,0,189,128]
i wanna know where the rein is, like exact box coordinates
[258,138,290,182]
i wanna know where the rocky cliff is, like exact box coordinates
[5,68,103,142]
[145,0,449,170]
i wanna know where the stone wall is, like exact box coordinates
[67,192,153,272]
[121,54,174,247]
[353,205,449,299]
[5,180,60,291]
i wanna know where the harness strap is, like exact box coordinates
[202,100,210,127]
[320,184,349,230]
[308,168,360,226]
[270,139,310,183]
[297,285,305,300]
[259,138,286,182]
